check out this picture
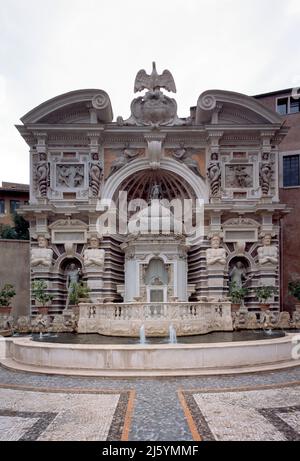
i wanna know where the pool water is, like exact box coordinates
[31,330,286,345]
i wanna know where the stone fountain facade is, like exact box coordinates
[15,63,290,336]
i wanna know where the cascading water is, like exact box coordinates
[140,325,146,344]
[169,324,177,344]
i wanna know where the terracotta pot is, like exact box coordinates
[231,303,241,313]
[37,306,49,315]
[260,303,270,312]
[0,306,12,315]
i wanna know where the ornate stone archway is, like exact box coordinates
[101,158,209,203]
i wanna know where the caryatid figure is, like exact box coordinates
[84,237,105,269]
[31,235,53,268]
[36,153,49,197]
[207,153,221,197]
[206,235,227,267]
[258,234,278,266]
[89,153,103,197]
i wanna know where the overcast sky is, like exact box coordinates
[1,0,300,184]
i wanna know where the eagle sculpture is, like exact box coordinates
[134,62,176,93]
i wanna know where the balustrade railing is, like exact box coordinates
[80,302,229,322]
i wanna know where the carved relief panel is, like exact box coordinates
[47,151,90,200]
[225,164,254,189]
[56,164,85,189]
[220,151,260,200]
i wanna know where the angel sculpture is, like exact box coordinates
[134,62,176,93]
[173,145,202,177]
[109,146,139,176]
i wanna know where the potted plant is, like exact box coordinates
[32,280,53,314]
[288,280,300,312]
[0,284,16,314]
[255,285,278,311]
[229,282,249,312]
[69,282,90,314]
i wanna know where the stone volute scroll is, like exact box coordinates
[206,234,227,267]
[31,235,53,268]
[258,234,278,266]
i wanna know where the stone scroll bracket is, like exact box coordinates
[144,133,166,170]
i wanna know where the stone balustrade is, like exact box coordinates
[77,301,233,337]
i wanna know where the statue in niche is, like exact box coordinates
[65,263,81,309]
[258,234,278,266]
[229,261,249,288]
[36,153,49,197]
[173,144,202,176]
[31,235,53,268]
[260,162,273,196]
[207,153,221,197]
[150,183,162,200]
[84,236,105,269]
[206,235,226,267]
[109,145,139,176]
[89,153,103,197]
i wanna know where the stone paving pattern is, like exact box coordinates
[183,387,300,441]
[1,365,300,441]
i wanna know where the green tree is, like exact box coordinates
[0,224,17,239]
[0,213,29,240]
[13,213,29,240]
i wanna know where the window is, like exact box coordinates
[277,97,288,115]
[10,200,20,214]
[0,199,5,214]
[283,155,300,187]
[277,96,300,115]
[290,97,300,114]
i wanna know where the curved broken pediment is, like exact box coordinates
[196,90,283,125]
[21,89,113,125]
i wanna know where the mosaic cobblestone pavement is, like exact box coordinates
[180,386,300,441]
[1,365,300,441]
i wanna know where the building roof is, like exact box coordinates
[0,182,29,193]
[253,88,293,99]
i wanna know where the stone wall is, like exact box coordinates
[0,239,30,316]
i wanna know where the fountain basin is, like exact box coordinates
[1,333,300,377]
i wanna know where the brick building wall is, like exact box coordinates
[255,89,300,311]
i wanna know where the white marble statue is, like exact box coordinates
[84,237,105,268]
[206,235,226,267]
[31,236,53,268]
[258,234,278,266]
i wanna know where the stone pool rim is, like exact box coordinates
[1,334,300,377]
